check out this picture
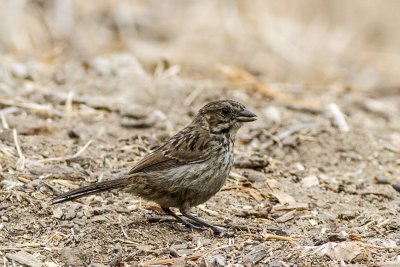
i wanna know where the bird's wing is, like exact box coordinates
[129,127,213,174]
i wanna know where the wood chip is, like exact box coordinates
[267,179,297,206]
[271,203,308,212]
[275,210,296,223]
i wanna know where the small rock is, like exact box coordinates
[392,184,400,193]
[320,212,335,221]
[6,251,42,267]
[263,106,281,123]
[45,262,59,267]
[93,206,109,215]
[52,207,63,219]
[59,247,88,266]
[234,153,269,169]
[10,62,28,78]
[176,249,193,256]
[208,254,227,266]
[241,169,268,183]
[127,204,138,211]
[243,244,267,264]
[171,244,188,250]
[200,238,212,246]
[64,208,76,220]
[92,196,104,203]
[301,175,319,188]
[338,210,356,220]
[1,215,9,222]
[355,179,366,189]
[294,162,305,170]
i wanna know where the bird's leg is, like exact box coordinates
[179,208,225,234]
[162,207,206,231]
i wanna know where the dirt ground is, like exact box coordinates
[1,1,400,266]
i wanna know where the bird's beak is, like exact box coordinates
[237,108,257,122]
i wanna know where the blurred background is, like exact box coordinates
[0,0,399,91]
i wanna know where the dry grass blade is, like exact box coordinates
[12,129,25,171]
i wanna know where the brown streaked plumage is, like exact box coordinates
[52,100,257,234]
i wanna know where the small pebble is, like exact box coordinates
[200,238,212,246]
[208,254,226,266]
[53,207,63,219]
[64,209,76,220]
[392,184,400,193]
[301,175,319,188]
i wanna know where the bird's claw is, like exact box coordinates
[210,226,227,235]
[183,221,207,231]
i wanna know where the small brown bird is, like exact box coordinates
[53,100,257,234]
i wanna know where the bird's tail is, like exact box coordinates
[52,176,131,204]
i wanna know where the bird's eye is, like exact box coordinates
[221,108,230,115]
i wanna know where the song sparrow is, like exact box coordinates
[53,100,257,234]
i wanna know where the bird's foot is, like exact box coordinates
[182,221,207,232]
[210,225,227,235]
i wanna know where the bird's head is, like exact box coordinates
[194,100,257,135]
